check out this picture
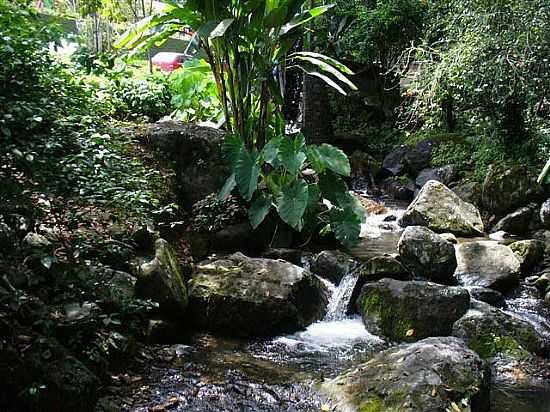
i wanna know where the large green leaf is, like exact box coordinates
[280,5,333,35]
[276,179,309,231]
[218,173,236,200]
[235,148,260,201]
[278,134,306,177]
[262,135,282,166]
[308,145,351,177]
[291,51,355,75]
[329,207,362,249]
[210,18,235,38]
[249,194,273,229]
[318,171,348,204]
[291,54,357,91]
[222,134,244,169]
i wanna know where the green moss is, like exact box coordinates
[360,291,414,342]
[469,333,530,359]
[359,397,385,412]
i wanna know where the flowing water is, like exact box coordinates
[102,193,550,411]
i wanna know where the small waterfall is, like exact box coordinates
[324,270,360,322]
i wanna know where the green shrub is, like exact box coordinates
[191,194,247,232]
[109,74,172,121]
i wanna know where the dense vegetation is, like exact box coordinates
[1,0,549,410]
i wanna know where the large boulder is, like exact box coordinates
[491,206,534,235]
[135,239,188,316]
[145,122,225,208]
[509,240,545,275]
[453,300,546,358]
[322,337,490,412]
[397,226,457,284]
[465,286,506,308]
[455,241,521,292]
[451,179,482,206]
[357,278,470,342]
[382,140,439,176]
[381,176,416,201]
[415,165,459,188]
[309,250,357,285]
[399,180,484,236]
[541,198,550,229]
[188,253,328,337]
[482,164,545,218]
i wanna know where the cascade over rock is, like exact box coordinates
[188,253,328,337]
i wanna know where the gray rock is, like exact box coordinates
[135,239,188,316]
[357,278,470,342]
[482,164,545,218]
[453,300,546,358]
[145,121,225,208]
[381,176,416,201]
[440,232,458,244]
[359,255,410,281]
[399,180,484,236]
[397,226,457,284]
[465,286,506,308]
[491,206,533,235]
[534,273,550,293]
[415,164,459,188]
[509,240,545,275]
[97,271,137,311]
[451,179,482,206]
[310,250,357,285]
[188,253,328,337]
[545,291,550,307]
[322,337,489,412]
[23,232,51,248]
[541,198,550,229]
[455,241,521,292]
[382,140,439,176]
[260,248,303,265]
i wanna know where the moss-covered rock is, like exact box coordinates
[509,239,545,275]
[188,253,328,337]
[399,180,484,236]
[452,300,546,359]
[357,278,470,342]
[492,206,534,235]
[455,241,521,292]
[135,238,188,317]
[482,164,545,219]
[322,337,490,412]
[397,226,457,284]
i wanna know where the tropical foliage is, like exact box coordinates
[117,0,366,247]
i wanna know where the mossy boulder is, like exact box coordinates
[465,286,506,308]
[482,164,545,219]
[135,238,188,316]
[357,278,470,342]
[188,253,328,337]
[452,300,546,359]
[509,240,545,275]
[399,180,484,236]
[455,241,521,292]
[415,165,459,188]
[322,337,490,412]
[451,179,482,206]
[397,226,457,284]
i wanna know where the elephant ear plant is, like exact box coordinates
[117,0,366,248]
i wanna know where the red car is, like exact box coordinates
[152,52,186,72]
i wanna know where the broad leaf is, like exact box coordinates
[292,54,357,91]
[249,194,272,229]
[329,207,362,249]
[279,134,306,177]
[262,135,282,166]
[222,134,244,169]
[218,173,236,200]
[292,51,355,75]
[309,145,351,177]
[318,171,348,204]
[276,179,309,231]
[235,148,260,201]
[210,18,235,38]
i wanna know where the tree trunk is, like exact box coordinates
[302,75,333,144]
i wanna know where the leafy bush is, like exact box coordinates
[191,194,247,232]
[109,73,172,121]
[220,133,365,248]
[71,44,116,75]
[169,59,222,124]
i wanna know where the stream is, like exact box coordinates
[99,196,550,412]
